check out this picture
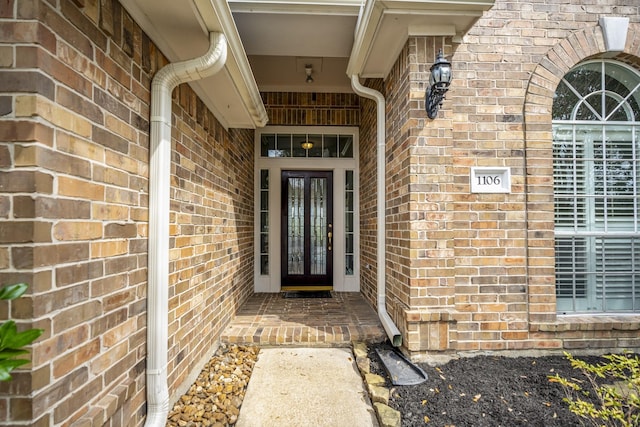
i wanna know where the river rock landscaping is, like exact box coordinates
[166,344,259,427]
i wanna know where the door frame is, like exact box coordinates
[254,126,360,293]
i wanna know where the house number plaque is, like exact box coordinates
[470,167,511,193]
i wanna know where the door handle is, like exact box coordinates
[328,224,332,251]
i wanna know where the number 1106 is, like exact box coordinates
[476,175,501,186]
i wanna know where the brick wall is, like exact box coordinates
[452,0,640,352]
[261,92,359,126]
[0,0,254,425]
[2,2,640,423]
[449,21,530,350]
[357,79,383,312]
[358,40,459,353]
[384,43,412,320]
[165,88,255,403]
[368,0,640,356]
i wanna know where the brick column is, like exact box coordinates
[380,37,458,353]
[0,1,57,423]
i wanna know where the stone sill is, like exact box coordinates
[532,314,640,332]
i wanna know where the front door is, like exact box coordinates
[281,171,333,288]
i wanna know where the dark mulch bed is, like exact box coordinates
[369,342,607,427]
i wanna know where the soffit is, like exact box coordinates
[229,0,360,93]
[120,0,268,129]
[347,0,496,78]
[229,0,495,92]
[120,0,495,118]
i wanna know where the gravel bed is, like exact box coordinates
[166,344,259,427]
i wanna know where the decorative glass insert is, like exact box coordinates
[259,170,269,275]
[287,177,304,275]
[345,170,355,275]
[261,133,354,158]
[553,59,640,313]
[310,178,328,274]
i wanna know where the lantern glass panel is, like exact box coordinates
[430,67,439,86]
[441,66,452,85]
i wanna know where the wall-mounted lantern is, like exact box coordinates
[425,49,452,119]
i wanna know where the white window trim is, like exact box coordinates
[254,126,360,293]
[553,59,640,313]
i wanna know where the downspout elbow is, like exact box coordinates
[152,32,227,94]
[350,75,402,347]
[146,32,227,427]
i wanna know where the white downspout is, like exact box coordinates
[145,32,227,426]
[350,75,402,347]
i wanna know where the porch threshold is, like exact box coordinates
[221,292,387,346]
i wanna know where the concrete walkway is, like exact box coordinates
[236,347,379,427]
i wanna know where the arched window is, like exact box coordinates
[553,59,640,313]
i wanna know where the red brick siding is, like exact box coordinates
[0,0,254,425]
[166,89,254,397]
[370,1,640,355]
[357,79,383,313]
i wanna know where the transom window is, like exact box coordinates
[260,133,353,158]
[553,59,640,313]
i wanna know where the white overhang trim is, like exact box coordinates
[346,0,381,77]
[347,0,495,78]
[228,0,362,15]
[193,0,269,127]
[120,0,267,128]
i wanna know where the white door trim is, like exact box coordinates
[254,126,360,292]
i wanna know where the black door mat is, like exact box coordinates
[282,291,332,299]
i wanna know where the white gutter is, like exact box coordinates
[145,32,227,427]
[350,75,402,347]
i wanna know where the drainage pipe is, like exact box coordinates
[350,75,402,347]
[145,32,227,427]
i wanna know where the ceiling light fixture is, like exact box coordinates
[305,64,314,83]
[301,140,313,150]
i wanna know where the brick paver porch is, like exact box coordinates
[221,292,387,346]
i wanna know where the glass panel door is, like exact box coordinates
[281,171,333,287]
[310,177,328,275]
[287,177,304,275]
